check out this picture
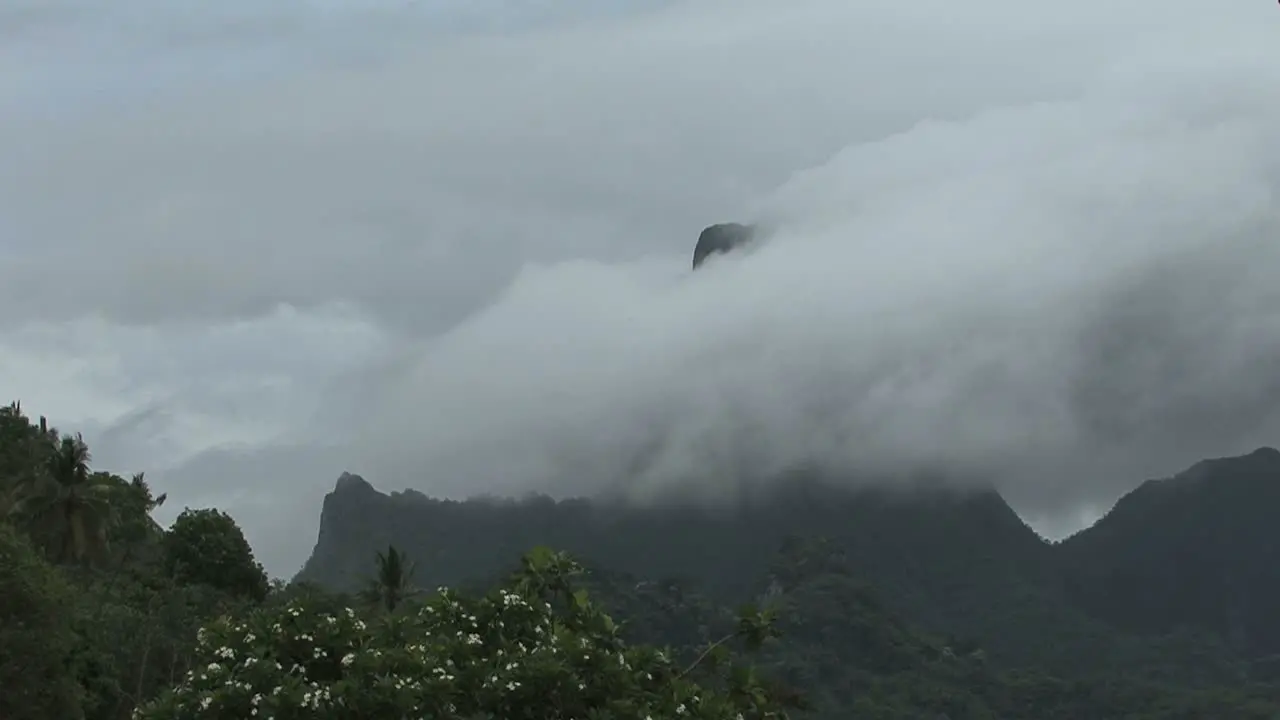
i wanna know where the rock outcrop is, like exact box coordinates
[692,222,757,270]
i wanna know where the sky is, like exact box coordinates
[3,0,1279,577]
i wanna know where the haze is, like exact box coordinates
[3,0,1278,576]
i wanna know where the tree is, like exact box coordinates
[135,548,799,720]
[361,544,416,613]
[0,401,39,517]
[104,472,167,558]
[13,433,116,564]
[164,508,269,603]
[0,521,85,719]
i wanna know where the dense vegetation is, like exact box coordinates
[4,399,1280,718]
[1057,448,1280,664]
[300,466,1280,684]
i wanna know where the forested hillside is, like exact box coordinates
[4,399,1280,719]
[297,459,1280,685]
[1058,447,1280,663]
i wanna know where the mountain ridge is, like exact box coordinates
[1057,445,1280,659]
[297,446,1280,681]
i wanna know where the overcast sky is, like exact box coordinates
[4,0,1279,577]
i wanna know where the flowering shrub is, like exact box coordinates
[135,548,797,720]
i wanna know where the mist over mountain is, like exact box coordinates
[5,0,1280,584]
[330,42,1280,543]
[12,401,1280,719]
[9,1,1280,717]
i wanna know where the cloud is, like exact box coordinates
[4,0,1279,576]
[350,62,1280,509]
[2,0,1198,332]
[338,3,1280,517]
[1,306,387,470]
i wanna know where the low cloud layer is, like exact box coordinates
[350,45,1280,518]
[4,0,1278,575]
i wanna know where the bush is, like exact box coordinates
[135,548,796,720]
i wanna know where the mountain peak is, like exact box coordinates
[333,471,375,494]
[1246,446,1280,461]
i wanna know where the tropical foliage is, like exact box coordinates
[165,507,270,603]
[360,544,416,613]
[3,399,1280,720]
[136,547,796,720]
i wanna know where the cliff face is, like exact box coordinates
[297,472,392,589]
[299,474,1045,594]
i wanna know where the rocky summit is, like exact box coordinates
[692,221,758,269]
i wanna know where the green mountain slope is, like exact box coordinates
[579,535,1280,719]
[1058,447,1280,661]
[296,459,1273,686]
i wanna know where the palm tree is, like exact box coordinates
[131,472,166,509]
[127,472,167,533]
[362,545,417,613]
[103,471,167,568]
[13,433,116,564]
